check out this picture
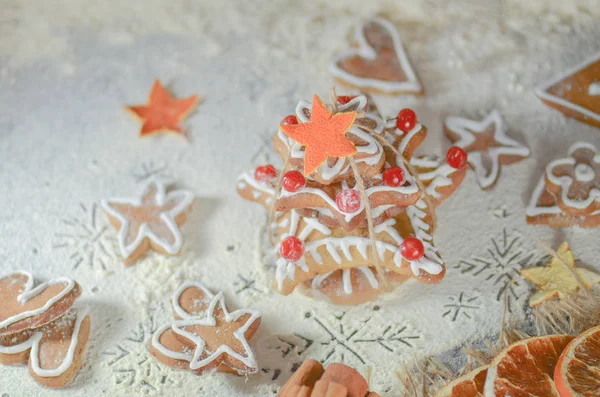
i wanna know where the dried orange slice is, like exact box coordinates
[554,325,600,396]
[435,365,487,397]
[484,334,574,397]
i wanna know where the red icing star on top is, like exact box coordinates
[126,80,199,138]
[279,95,357,175]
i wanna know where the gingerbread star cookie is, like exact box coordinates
[101,181,195,265]
[0,271,91,389]
[521,242,600,307]
[330,18,423,95]
[278,359,380,397]
[527,142,600,228]
[536,52,600,128]
[444,110,530,190]
[149,281,261,375]
[126,79,199,138]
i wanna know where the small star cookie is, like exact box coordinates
[330,18,423,95]
[521,242,600,307]
[101,181,195,265]
[149,281,261,375]
[444,110,530,190]
[536,52,600,128]
[126,79,199,138]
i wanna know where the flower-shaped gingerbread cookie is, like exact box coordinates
[0,271,90,389]
[101,181,195,265]
[330,18,422,96]
[150,281,261,375]
[545,142,600,216]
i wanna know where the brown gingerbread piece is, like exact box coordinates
[0,271,90,389]
[278,359,380,397]
[149,281,261,376]
[536,52,600,128]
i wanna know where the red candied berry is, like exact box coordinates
[337,96,356,105]
[280,236,304,262]
[281,115,298,125]
[400,237,424,261]
[396,108,417,133]
[335,189,361,213]
[282,170,306,192]
[382,167,406,187]
[446,146,468,169]
[255,164,277,182]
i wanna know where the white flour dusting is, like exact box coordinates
[0,0,599,395]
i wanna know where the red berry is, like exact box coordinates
[282,170,306,192]
[396,108,417,133]
[280,236,304,262]
[400,237,425,261]
[382,167,406,187]
[446,146,468,169]
[337,96,356,105]
[335,189,361,213]
[281,115,298,125]
[255,164,277,182]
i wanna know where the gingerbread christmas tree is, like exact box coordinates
[238,93,467,304]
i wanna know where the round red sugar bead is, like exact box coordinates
[335,189,361,213]
[382,167,406,187]
[282,170,306,192]
[396,108,417,133]
[255,164,277,182]
[446,146,468,169]
[281,115,298,125]
[400,237,425,261]
[280,236,304,262]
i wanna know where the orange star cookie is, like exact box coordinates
[126,80,199,137]
[280,95,357,175]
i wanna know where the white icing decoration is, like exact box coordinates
[545,142,600,210]
[29,306,88,378]
[444,110,531,189]
[278,159,419,223]
[535,52,600,123]
[526,173,561,217]
[171,281,215,320]
[397,124,424,156]
[329,18,422,94]
[411,156,458,199]
[101,180,195,259]
[171,292,260,373]
[0,271,76,330]
[358,266,380,289]
[237,171,275,198]
[589,82,600,96]
[342,270,352,294]
[574,163,595,182]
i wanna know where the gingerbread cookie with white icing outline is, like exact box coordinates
[150,281,261,376]
[101,180,195,265]
[0,271,90,389]
[536,52,600,128]
[527,142,600,227]
[330,18,423,95]
[444,110,530,190]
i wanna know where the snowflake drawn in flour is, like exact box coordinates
[442,292,481,322]
[131,161,172,183]
[305,308,420,366]
[455,228,534,311]
[52,202,117,270]
[102,315,183,394]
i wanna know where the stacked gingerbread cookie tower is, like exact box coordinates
[238,94,467,304]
